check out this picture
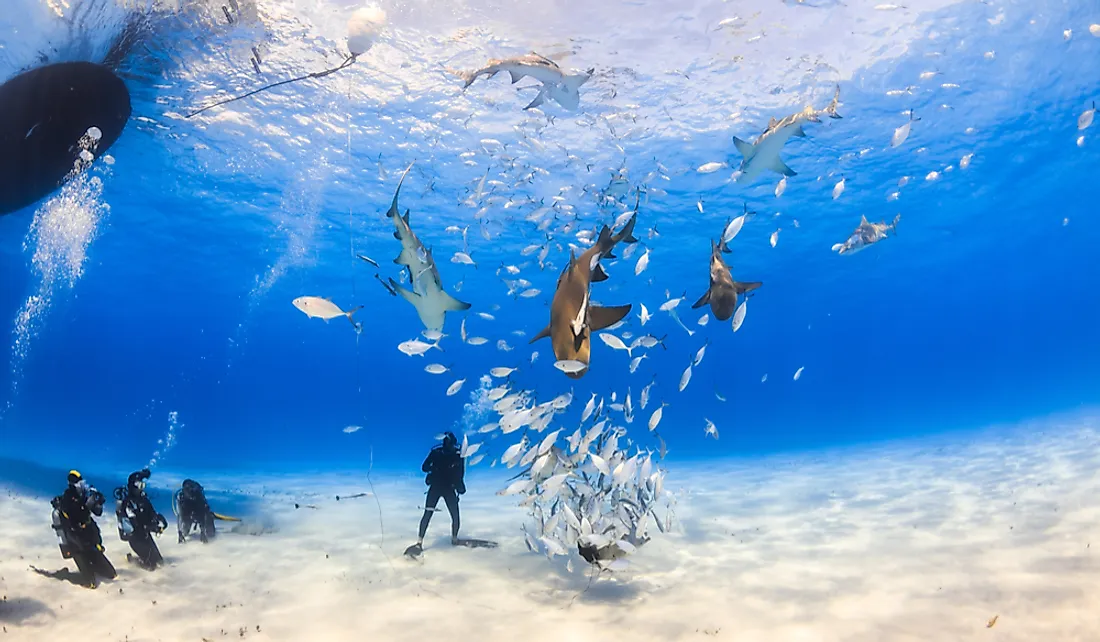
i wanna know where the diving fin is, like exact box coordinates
[589,304,631,332]
[212,513,242,522]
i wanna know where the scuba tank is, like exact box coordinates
[50,496,73,558]
[113,487,133,541]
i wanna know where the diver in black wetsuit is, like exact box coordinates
[43,470,117,589]
[416,432,465,548]
[115,468,168,570]
[175,479,217,543]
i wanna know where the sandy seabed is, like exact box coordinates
[2,417,1098,642]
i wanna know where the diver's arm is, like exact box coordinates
[422,452,434,473]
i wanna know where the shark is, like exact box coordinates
[691,238,762,322]
[382,163,471,331]
[831,214,901,255]
[731,85,842,183]
[456,53,594,110]
[530,210,639,379]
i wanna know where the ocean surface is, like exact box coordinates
[0,1,1099,637]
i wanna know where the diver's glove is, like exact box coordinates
[156,514,168,533]
[456,482,466,495]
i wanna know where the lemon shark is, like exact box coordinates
[732,86,842,183]
[691,239,762,321]
[831,214,900,255]
[530,209,639,379]
[383,163,471,331]
[457,53,594,111]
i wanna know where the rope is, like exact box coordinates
[186,55,358,119]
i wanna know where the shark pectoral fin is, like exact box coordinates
[691,290,711,309]
[529,325,551,344]
[770,157,796,177]
[589,304,631,332]
[393,231,401,240]
[591,264,610,282]
[792,125,807,137]
[524,88,548,110]
[563,71,592,91]
[442,292,472,312]
[736,281,763,295]
[393,283,419,304]
[508,70,524,84]
[732,136,754,159]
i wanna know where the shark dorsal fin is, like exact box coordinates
[768,117,778,129]
[403,210,410,225]
[860,215,869,225]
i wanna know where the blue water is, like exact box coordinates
[1,0,1098,482]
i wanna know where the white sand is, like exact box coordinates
[2,416,1099,641]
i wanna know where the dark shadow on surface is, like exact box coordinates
[0,595,56,623]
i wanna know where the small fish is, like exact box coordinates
[467,453,485,466]
[554,360,588,374]
[398,339,442,357]
[832,177,845,200]
[629,354,647,373]
[424,363,450,375]
[519,288,541,298]
[697,313,710,327]
[1078,102,1095,131]
[598,333,632,356]
[987,615,998,629]
[490,367,517,378]
[659,295,683,312]
[530,351,539,364]
[356,254,379,267]
[731,300,747,332]
[721,213,746,249]
[697,161,725,174]
[342,425,363,434]
[793,366,805,381]
[446,379,466,396]
[679,363,692,392]
[478,312,496,321]
[497,340,513,352]
[292,296,361,328]
[635,248,650,276]
[775,177,787,198]
[422,330,445,342]
[693,340,708,367]
[770,229,780,248]
[960,153,973,170]
[761,374,768,383]
[452,252,477,267]
[648,404,665,432]
[638,304,651,326]
[891,111,919,147]
[704,418,719,440]
[467,336,489,346]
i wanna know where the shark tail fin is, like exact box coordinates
[590,304,631,332]
[524,87,549,110]
[732,136,755,159]
[388,162,415,218]
[735,281,763,295]
[529,325,551,344]
[614,211,639,245]
[562,69,594,93]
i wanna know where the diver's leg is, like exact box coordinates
[91,549,117,579]
[202,511,216,542]
[443,489,460,544]
[149,538,164,567]
[71,552,98,588]
[417,486,443,545]
[129,533,156,569]
[179,513,192,543]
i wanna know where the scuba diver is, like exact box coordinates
[41,470,117,588]
[114,468,168,570]
[412,432,465,553]
[174,478,219,543]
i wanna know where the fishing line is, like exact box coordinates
[185,54,358,119]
